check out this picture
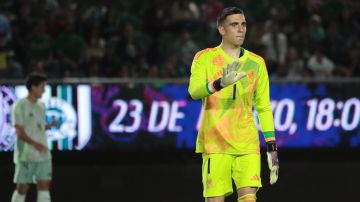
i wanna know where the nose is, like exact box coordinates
[238,25,245,33]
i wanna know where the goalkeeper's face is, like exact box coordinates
[219,14,247,47]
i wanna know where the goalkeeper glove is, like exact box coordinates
[212,61,246,91]
[266,141,279,185]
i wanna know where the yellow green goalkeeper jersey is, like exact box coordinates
[188,45,276,155]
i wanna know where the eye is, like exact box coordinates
[230,23,238,27]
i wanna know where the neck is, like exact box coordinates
[27,93,37,103]
[220,42,242,59]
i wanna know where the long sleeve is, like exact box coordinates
[188,51,211,100]
[254,59,276,142]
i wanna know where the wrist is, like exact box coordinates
[213,78,223,91]
[266,141,277,152]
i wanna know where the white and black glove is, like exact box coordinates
[213,61,246,91]
[267,141,279,184]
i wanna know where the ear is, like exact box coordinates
[218,25,225,36]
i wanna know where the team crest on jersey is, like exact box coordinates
[0,86,16,151]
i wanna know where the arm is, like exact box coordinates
[14,125,48,153]
[188,52,245,100]
[254,60,275,141]
[254,59,279,185]
[188,52,211,100]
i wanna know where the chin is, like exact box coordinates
[234,42,243,47]
[234,40,244,46]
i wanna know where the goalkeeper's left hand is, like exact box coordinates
[266,141,279,185]
[220,61,246,87]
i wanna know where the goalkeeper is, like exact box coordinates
[188,7,279,202]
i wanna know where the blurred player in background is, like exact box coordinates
[11,73,56,202]
[188,7,279,202]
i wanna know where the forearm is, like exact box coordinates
[188,78,214,100]
[15,126,41,147]
[257,109,276,142]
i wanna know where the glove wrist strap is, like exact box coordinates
[267,141,277,152]
[213,78,223,91]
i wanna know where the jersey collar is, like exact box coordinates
[217,45,248,61]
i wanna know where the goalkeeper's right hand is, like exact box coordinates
[220,61,246,87]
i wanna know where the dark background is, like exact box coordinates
[1,149,359,202]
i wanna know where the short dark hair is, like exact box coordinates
[25,73,47,91]
[217,7,244,27]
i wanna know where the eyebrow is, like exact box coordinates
[228,21,247,26]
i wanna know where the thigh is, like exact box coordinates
[206,196,225,202]
[34,160,52,182]
[14,162,35,184]
[202,153,234,198]
[232,153,262,190]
